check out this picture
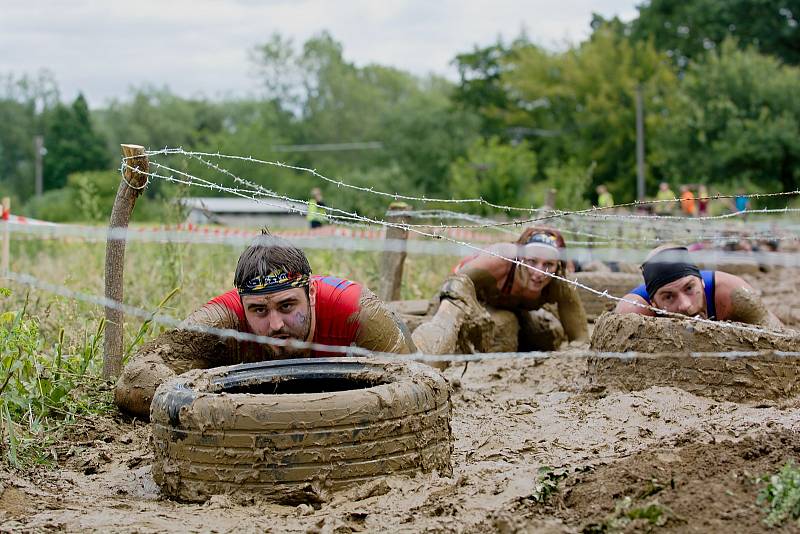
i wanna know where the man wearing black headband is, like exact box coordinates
[414,227,588,360]
[615,245,782,327]
[115,235,415,420]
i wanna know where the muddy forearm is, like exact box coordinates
[552,282,589,342]
[115,303,240,419]
[355,288,416,354]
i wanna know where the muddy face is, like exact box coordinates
[518,257,557,293]
[241,286,314,357]
[651,274,706,318]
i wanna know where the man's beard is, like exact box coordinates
[269,311,312,357]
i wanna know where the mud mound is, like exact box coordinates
[591,312,800,353]
[573,272,642,321]
[588,352,800,401]
[589,313,800,401]
[551,430,800,532]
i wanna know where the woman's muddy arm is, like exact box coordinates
[114,302,240,420]
[552,282,589,342]
[354,288,416,355]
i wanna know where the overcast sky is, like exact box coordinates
[2,0,639,108]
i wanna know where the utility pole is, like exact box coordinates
[34,135,45,197]
[635,84,645,202]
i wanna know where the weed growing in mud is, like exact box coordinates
[531,466,568,503]
[0,289,113,469]
[583,496,677,533]
[758,461,800,527]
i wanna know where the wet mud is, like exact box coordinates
[6,353,800,532]
[4,268,800,532]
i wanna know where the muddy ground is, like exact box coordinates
[1,268,799,533]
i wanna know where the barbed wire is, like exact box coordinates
[5,271,799,363]
[394,208,800,245]
[139,147,800,222]
[10,221,800,268]
[130,158,800,240]
[116,161,797,339]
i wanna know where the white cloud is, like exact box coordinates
[0,0,638,107]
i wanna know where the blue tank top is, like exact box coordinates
[630,270,716,319]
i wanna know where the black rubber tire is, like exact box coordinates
[150,357,453,504]
[572,272,643,321]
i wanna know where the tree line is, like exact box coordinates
[1,0,799,222]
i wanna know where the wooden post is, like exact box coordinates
[1,198,9,277]
[378,202,410,302]
[103,144,149,381]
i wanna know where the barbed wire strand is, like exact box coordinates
[5,271,799,363]
[118,162,796,340]
[139,148,800,221]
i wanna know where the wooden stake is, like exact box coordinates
[1,198,9,277]
[103,144,148,381]
[378,202,411,302]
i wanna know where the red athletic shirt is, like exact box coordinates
[208,275,362,354]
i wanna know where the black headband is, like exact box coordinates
[642,247,701,297]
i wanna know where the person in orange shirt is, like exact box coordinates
[679,185,696,217]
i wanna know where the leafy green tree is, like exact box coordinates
[500,25,678,200]
[250,32,481,209]
[43,94,109,191]
[448,137,538,214]
[628,0,800,67]
[451,36,529,137]
[0,72,59,201]
[653,40,800,194]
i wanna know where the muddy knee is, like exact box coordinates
[115,357,177,421]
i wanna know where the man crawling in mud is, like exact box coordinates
[615,244,783,327]
[115,234,416,420]
[413,227,588,360]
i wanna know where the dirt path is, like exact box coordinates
[2,353,799,533]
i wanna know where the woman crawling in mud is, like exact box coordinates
[614,244,783,328]
[115,234,416,420]
[413,227,588,359]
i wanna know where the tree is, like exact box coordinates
[43,94,108,191]
[448,136,538,214]
[628,0,800,67]
[499,25,678,200]
[652,40,800,194]
[249,32,482,210]
[0,71,59,201]
[451,36,529,137]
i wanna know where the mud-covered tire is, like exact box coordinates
[573,272,643,321]
[150,358,453,503]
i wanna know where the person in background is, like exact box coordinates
[734,188,750,220]
[679,185,697,217]
[596,185,615,210]
[307,187,327,229]
[697,184,710,217]
[655,182,676,215]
